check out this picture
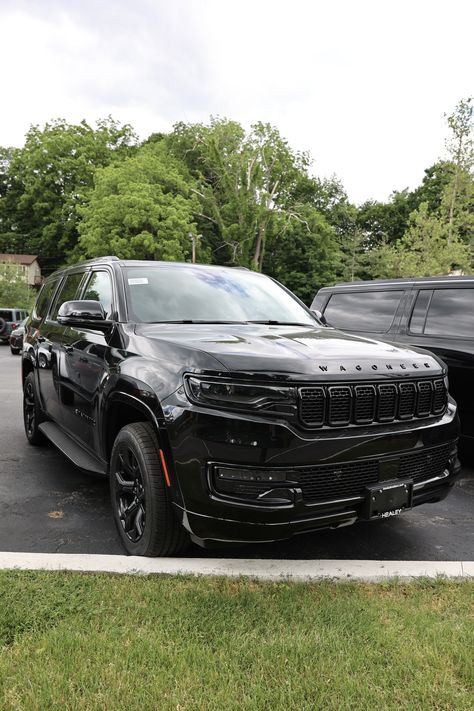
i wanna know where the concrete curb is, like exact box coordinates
[0,553,472,581]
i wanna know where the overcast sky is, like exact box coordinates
[1,0,472,204]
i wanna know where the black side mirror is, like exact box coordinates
[311,309,328,326]
[57,300,113,332]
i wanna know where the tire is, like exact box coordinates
[10,346,20,355]
[23,372,46,445]
[110,422,189,556]
[0,318,5,335]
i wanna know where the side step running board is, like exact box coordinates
[39,422,106,476]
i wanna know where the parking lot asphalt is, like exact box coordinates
[0,344,473,560]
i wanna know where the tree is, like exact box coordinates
[0,118,137,274]
[168,118,309,271]
[368,203,472,278]
[264,204,340,304]
[76,142,200,262]
[444,97,474,244]
[0,263,35,308]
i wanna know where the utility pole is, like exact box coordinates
[188,232,202,263]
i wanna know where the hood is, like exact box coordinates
[135,323,444,380]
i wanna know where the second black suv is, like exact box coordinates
[312,276,474,454]
[22,259,460,556]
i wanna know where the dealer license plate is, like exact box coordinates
[363,479,413,520]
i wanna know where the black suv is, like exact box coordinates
[312,276,474,454]
[22,259,460,556]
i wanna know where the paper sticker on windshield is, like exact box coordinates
[128,278,149,285]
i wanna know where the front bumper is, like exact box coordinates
[162,397,460,546]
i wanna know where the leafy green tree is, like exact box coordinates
[0,118,137,273]
[0,263,35,308]
[264,205,340,304]
[76,142,200,262]
[169,119,309,271]
[369,203,472,278]
[444,97,474,244]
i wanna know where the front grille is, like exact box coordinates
[299,378,447,428]
[211,442,455,503]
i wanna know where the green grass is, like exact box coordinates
[0,573,472,710]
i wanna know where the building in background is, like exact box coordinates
[0,254,42,287]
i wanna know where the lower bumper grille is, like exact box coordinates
[211,442,456,503]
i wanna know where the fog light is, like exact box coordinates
[215,467,287,483]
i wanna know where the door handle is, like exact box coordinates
[64,345,74,354]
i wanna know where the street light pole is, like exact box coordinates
[188,232,202,263]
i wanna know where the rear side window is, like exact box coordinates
[33,280,59,320]
[49,273,84,321]
[0,310,14,321]
[423,289,474,338]
[409,290,432,334]
[324,291,403,332]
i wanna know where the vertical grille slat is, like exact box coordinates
[417,381,433,417]
[299,378,447,428]
[299,387,325,426]
[328,386,352,426]
[398,382,417,419]
[377,384,398,422]
[433,379,448,414]
[354,385,376,423]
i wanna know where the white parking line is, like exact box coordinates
[0,553,472,581]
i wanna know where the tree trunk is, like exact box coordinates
[447,167,459,246]
[252,223,265,271]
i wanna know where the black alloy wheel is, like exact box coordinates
[23,372,45,445]
[115,447,146,543]
[110,422,189,556]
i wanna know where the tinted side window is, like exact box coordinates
[409,290,432,334]
[49,273,84,321]
[424,289,474,338]
[0,310,14,321]
[83,271,113,319]
[33,280,59,320]
[324,291,403,332]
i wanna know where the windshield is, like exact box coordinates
[124,265,315,325]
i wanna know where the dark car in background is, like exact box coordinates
[9,317,28,354]
[21,259,460,556]
[0,308,29,344]
[312,276,474,455]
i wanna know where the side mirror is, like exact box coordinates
[57,300,113,332]
[311,309,328,326]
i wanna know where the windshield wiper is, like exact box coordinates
[246,320,314,327]
[148,320,248,324]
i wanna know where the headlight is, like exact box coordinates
[184,375,297,413]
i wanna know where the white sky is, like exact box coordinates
[0,0,472,204]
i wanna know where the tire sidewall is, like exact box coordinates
[110,426,166,556]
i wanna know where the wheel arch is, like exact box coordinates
[21,354,35,384]
[103,391,166,462]
[103,390,184,507]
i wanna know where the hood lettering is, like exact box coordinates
[312,360,439,374]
